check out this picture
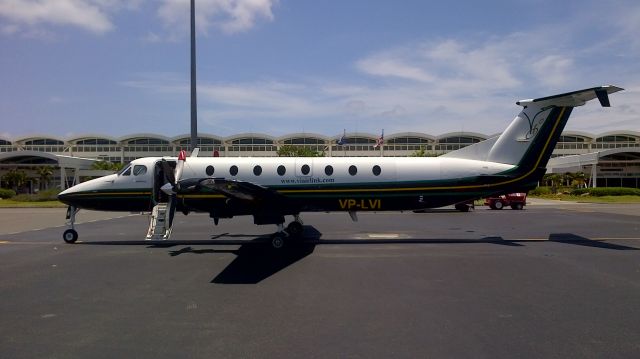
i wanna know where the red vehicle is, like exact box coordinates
[485,193,527,210]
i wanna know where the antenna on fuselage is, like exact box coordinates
[190,0,198,152]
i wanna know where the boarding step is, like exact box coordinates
[146,203,172,240]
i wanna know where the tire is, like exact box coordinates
[63,229,78,244]
[511,203,524,210]
[455,204,470,212]
[286,221,304,237]
[271,235,285,249]
[494,200,504,210]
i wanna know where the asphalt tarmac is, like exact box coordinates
[1,201,639,358]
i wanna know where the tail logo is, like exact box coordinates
[522,105,555,140]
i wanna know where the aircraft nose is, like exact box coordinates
[57,187,76,205]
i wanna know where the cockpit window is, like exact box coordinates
[133,165,147,176]
[119,165,131,176]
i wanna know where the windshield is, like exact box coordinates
[118,164,132,176]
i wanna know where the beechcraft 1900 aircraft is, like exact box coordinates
[58,85,622,248]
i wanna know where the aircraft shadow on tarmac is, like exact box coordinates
[76,228,637,284]
[548,233,638,250]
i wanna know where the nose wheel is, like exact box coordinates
[63,229,78,243]
[62,206,79,243]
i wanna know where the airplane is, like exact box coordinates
[58,85,622,248]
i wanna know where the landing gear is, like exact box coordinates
[271,216,304,249]
[286,215,304,238]
[63,229,78,244]
[455,202,474,212]
[63,206,79,243]
[271,223,289,249]
[271,234,286,249]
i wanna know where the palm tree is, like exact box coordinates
[91,160,124,171]
[277,145,321,157]
[2,169,27,192]
[563,172,575,187]
[548,173,563,194]
[36,166,54,190]
[571,172,587,188]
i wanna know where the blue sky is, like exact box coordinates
[1,0,639,139]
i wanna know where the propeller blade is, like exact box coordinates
[175,149,187,183]
[167,194,177,228]
[160,160,176,185]
[160,182,174,195]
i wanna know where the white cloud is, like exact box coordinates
[531,55,574,87]
[157,0,277,37]
[357,55,435,83]
[0,0,142,36]
[122,2,640,136]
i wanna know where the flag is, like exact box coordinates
[374,129,384,148]
[337,129,346,145]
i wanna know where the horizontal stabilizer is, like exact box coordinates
[516,85,623,108]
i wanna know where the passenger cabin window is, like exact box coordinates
[206,166,214,176]
[230,165,238,176]
[325,165,333,176]
[277,165,286,176]
[372,165,381,176]
[253,165,262,176]
[301,164,310,175]
[133,165,147,176]
[349,165,357,176]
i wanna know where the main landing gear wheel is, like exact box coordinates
[270,223,289,249]
[286,221,304,237]
[271,235,285,249]
[63,229,78,244]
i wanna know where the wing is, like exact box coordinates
[178,177,285,203]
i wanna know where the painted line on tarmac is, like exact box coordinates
[0,213,140,236]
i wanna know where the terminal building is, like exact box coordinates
[1,131,639,191]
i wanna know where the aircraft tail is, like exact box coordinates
[445,85,623,176]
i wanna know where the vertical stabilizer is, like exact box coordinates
[486,86,622,171]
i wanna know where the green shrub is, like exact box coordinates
[11,189,61,202]
[0,188,16,199]
[570,187,640,197]
[529,186,552,196]
[571,188,589,196]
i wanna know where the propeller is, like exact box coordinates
[159,150,188,230]
[160,150,187,195]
